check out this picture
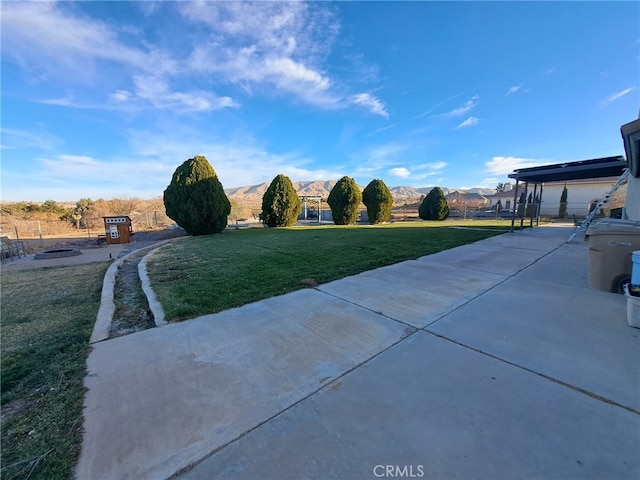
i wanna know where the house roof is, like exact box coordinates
[486,190,517,199]
[508,156,626,184]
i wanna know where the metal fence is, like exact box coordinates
[0,211,175,240]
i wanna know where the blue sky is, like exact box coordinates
[1,1,638,202]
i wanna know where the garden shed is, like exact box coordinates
[103,216,133,244]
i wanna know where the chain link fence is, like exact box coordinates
[1,211,175,240]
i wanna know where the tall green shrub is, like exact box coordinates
[261,174,302,227]
[362,179,393,224]
[559,184,568,218]
[517,191,526,218]
[163,156,231,235]
[418,186,450,221]
[327,176,362,225]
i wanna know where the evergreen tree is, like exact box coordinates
[517,192,526,218]
[559,184,568,218]
[261,174,302,227]
[362,179,393,224]
[163,156,231,235]
[418,186,450,221]
[327,176,362,225]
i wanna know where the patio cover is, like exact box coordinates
[506,156,627,230]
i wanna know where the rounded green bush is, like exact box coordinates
[163,156,231,235]
[261,174,302,227]
[362,179,393,224]
[327,176,362,225]
[418,186,450,221]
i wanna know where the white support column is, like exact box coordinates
[625,175,640,221]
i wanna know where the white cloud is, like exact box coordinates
[21,153,175,201]
[30,137,346,200]
[3,1,385,117]
[389,167,411,178]
[56,155,96,166]
[40,96,82,107]
[387,161,446,181]
[368,124,396,136]
[1,128,59,151]
[506,84,523,96]
[408,162,447,180]
[368,143,408,163]
[600,87,634,109]
[351,144,445,181]
[180,2,343,109]
[265,57,330,91]
[456,117,479,129]
[181,2,383,114]
[125,129,343,189]
[39,154,169,184]
[39,81,238,114]
[0,2,173,81]
[110,90,133,103]
[486,156,552,175]
[132,75,238,113]
[439,95,479,118]
[418,162,447,171]
[477,177,501,189]
[350,93,389,118]
[351,142,407,178]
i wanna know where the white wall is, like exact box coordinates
[539,180,617,216]
[625,176,640,221]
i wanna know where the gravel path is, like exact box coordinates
[110,229,188,337]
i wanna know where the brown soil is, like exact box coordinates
[110,250,156,338]
[107,229,187,338]
[21,228,187,254]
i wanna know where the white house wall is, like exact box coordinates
[539,180,617,216]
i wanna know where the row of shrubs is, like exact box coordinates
[163,156,450,235]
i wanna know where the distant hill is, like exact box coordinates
[225,180,495,205]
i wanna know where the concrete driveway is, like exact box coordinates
[76,225,639,480]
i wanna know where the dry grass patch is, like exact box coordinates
[1,263,108,480]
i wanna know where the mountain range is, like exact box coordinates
[225,180,496,205]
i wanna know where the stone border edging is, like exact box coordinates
[139,247,169,327]
[91,255,127,344]
[90,237,186,344]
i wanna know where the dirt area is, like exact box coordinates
[111,249,157,338]
[20,228,187,254]
[108,230,187,338]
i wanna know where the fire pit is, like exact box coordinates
[35,248,82,260]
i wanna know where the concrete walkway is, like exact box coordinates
[76,226,640,480]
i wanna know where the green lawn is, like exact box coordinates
[147,221,508,321]
[1,263,108,480]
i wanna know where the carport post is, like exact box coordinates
[510,179,520,232]
[520,181,529,229]
[536,183,544,226]
[529,183,539,227]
